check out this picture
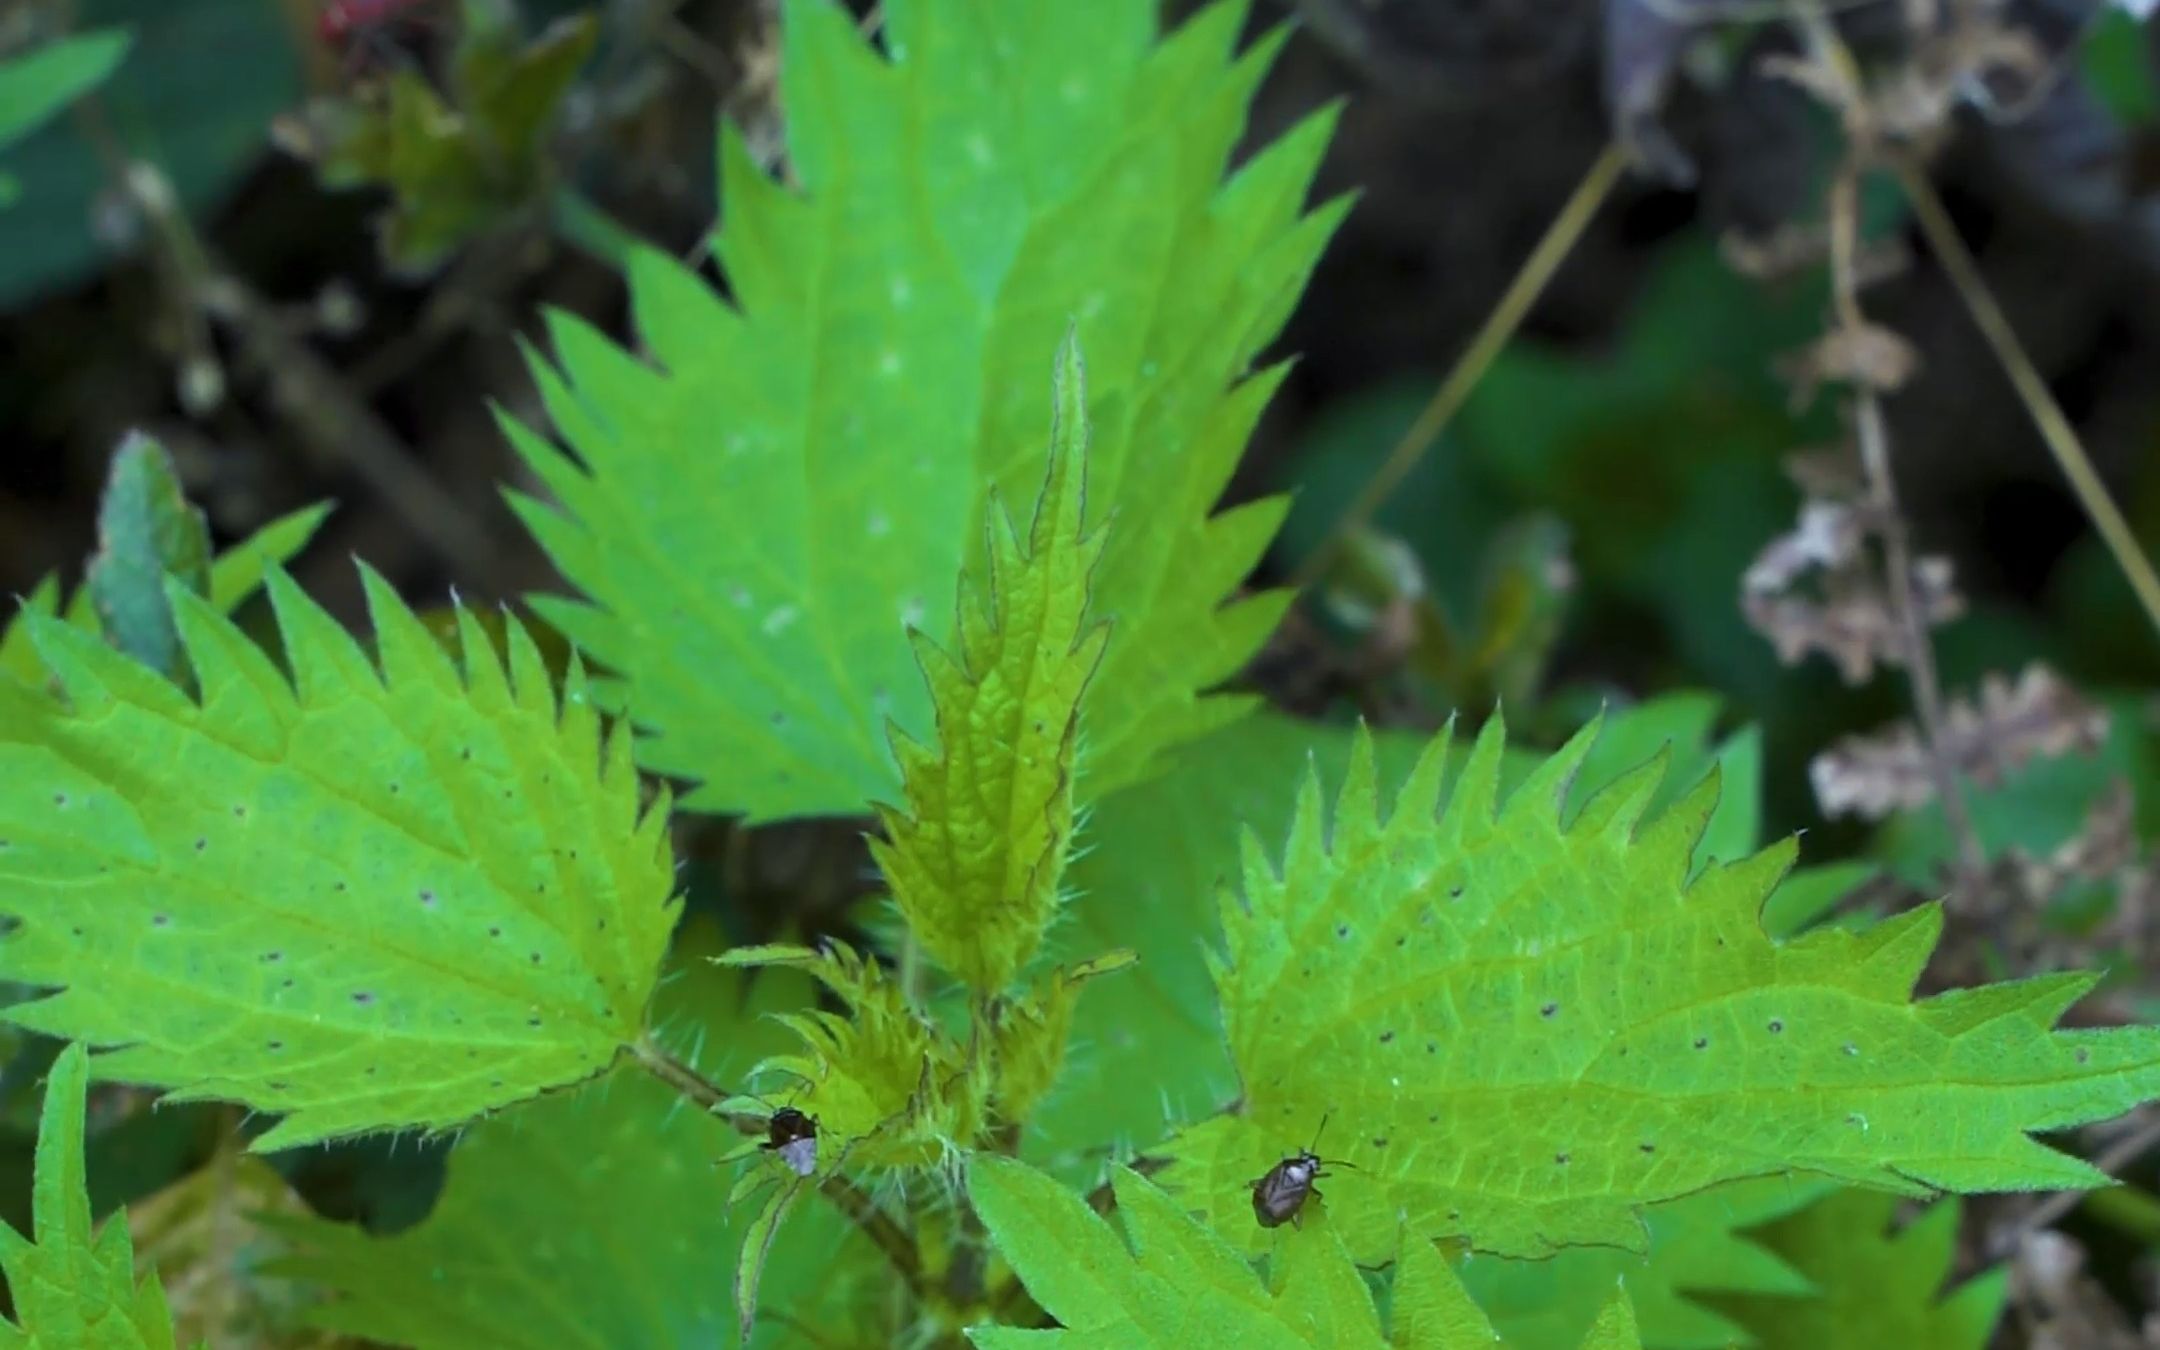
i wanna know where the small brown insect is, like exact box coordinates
[761,1106,819,1177]
[1250,1115,1346,1229]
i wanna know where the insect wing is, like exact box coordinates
[1251,1154,1318,1228]
[774,1135,818,1177]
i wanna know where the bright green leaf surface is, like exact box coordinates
[1394,1232,1510,1349]
[275,921,889,1348]
[1154,714,2160,1260]
[1705,1189,2006,1350]
[203,504,335,616]
[505,0,1339,820]
[869,334,1108,992]
[85,433,212,684]
[1037,695,1761,1161]
[967,1156,1348,1349]
[0,563,677,1149]
[0,1042,177,1350]
[965,1157,1641,1348]
[991,950,1135,1125]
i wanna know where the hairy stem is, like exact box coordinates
[628,1035,929,1295]
[1893,157,2160,646]
[1292,139,1628,592]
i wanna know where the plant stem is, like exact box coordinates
[629,1031,736,1115]
[628,1035,928,1295]
[1825,166,1987,888]
[1292,139,1628,593]
[1788,6,1987,889]
[70,103,513,597]
[1892,158,2160,646]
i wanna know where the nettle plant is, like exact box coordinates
[2,1,2158,1347]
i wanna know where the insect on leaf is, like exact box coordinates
[869,331,1109,993]
[964,1157,1643,1349]
[273,920,893,1347]
[1152,713,2160,1260]
[504,0,1341,821]
[0,1042,179,1350]
[1038,693,1760,1162]
[713,941,989,1169]
[0,562,677,1149]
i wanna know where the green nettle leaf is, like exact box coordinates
[0,564,677,1149]
[1038,695,1761,1161]
[0,502,331,691]
[1460,1175,1835,1350]
[964,1156,1641,1349]
[716,941,989,1169]
[1704,1189,2006,1350]
[85,433,213,684]
[1398,1234,1641,1350]
[505,0,1340,821]
[990,951,1136,1125]
[275,921,891,1348]
[0,1042,178,1350]
[869,334,1109,992]
[1154,714,2160,1260]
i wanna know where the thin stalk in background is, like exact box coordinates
[1292,139,1629,592]
[1893,157,2160,645]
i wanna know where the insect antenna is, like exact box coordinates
[1301,1110,1362,1171]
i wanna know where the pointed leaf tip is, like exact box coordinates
[498,0,1333,817]
[878,342,1111,993]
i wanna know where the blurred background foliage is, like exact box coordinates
[4,0,2160,1343]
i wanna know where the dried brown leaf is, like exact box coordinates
[1777,321,1923,406]
[1811,663,2110,819]
[128,1139,359,1349]
[1742,491,1961,683]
